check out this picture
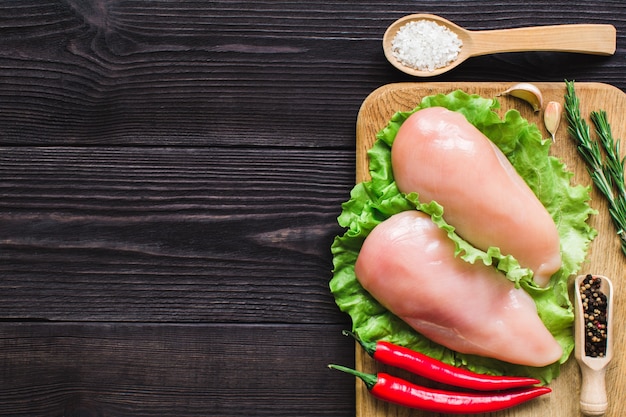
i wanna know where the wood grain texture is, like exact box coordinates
[1,1,626,416]
[0,1,624,146]
[0,146,354,322]
[0,323,354,417]
[354,82,626,417]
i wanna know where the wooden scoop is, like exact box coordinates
[574,274,614,416]
[383,14,616,77]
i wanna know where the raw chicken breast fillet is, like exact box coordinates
[391,106,561,287]
[354,210,563,367]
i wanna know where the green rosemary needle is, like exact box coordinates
[564,80,626,256]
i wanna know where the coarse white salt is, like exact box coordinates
[391,20,462,72]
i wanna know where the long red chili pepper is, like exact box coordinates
[344,331,540,391]
[329,364,551,414]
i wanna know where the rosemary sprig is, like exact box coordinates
[564,80,626,256]
[592,110,626,198]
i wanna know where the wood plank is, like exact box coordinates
[0,322,354,417]
[0,0,389,147]
[0,1,623,146]
[353,82,626,416]
[0,147,354,323]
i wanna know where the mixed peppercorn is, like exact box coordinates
[579,274,609,357]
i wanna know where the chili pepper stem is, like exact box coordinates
[328,364,377,390]
[342,330,377,356]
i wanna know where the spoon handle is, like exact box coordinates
[579,364,608,416]
[469,24,615,56]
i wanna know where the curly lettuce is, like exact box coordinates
[330,89,597,384]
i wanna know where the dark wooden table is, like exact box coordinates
[1,1,624,416]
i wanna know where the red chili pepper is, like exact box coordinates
[344,330,540,391]
[329,364,551,414]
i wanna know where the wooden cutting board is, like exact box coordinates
[354,82,626,417]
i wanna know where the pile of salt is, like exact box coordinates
[391,20,462,72]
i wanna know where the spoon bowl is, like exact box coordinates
[574,274,614,416]
[383,14,616,77]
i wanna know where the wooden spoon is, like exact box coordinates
[383,14,616,77]
[574,274,614,416]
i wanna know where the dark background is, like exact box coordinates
[1,1,624,416]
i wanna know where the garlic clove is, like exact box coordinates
[544,101,563,142]
[498,83,544,112]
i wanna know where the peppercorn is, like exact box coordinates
[579,274,608,357]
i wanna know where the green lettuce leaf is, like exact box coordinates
[330,89,597,383]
